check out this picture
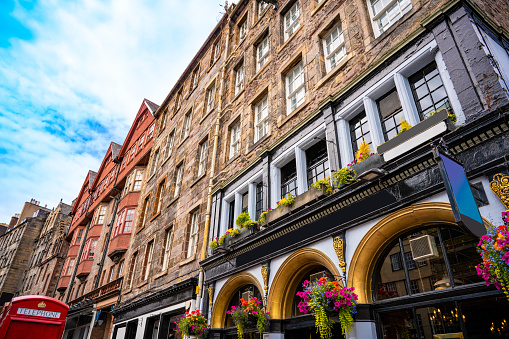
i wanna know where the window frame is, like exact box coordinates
[258,1,268,16]
[174,164,184,198]
[256,35,270,71]
[322,22,346,73]
[197,141,208,177]
[143,240,154,281]
[206,86,216,113]
[95,205,107,225]
[164,130,175,159]
[254,95,269,142]
[368,0,412,37]
[149,148,160,177]
[229,121,241,159]
[286,61,306,114]
[283,2,301,41]
[162,227,173,271]
[153,178,166,215]
[235,63,245,96]
[187,212,199,258]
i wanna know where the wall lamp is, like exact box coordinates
[357,168,387,181]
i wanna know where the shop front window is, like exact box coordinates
[373,225,504,338]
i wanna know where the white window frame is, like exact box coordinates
[239,19,248,41]
[164,131,175,159]
[284,2,300,41]
[108,267,115,282]
[322,23,346,73]
[187,212,199,258]
[162,229,172,271]
[128,253,137,288]
[96,206,107,225]
[192,67,199,90]
[256,36,270,71]
[123,208,135,233]
[334,41,464,166]
[258,1,268,16]
[182,112,192,139]
[368,0,412,37]
[207,86,216,113]
[254,96,269,142]
[286,61,305,114]
[133,169,144,191]
[155,180,165,214]
[143,241,154,281]
[66,258,75,276]
[198,142,207,176]
[140,196,150,227]
[150,149,160,177]
[235,64,244,95]
[230,122,241,159]
[174,165,184,198]
[213,42,221,61]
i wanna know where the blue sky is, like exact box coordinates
[0,0,226,222]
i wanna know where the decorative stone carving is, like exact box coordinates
[261,265,269,295]
[333,236,346,274]
[208,284,214,309]
[490,174,509,209]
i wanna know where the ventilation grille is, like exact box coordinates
[241,290,253,301]
[410,235,439,261]
[309,271,328,282]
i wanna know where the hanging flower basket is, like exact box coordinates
[476,211,509,300]
[296,277,358,339]
[175,310,210,339]
[226,297,270,339]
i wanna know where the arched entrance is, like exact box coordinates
[267,248,342,319]
[348,202,507,338]
[211,272,264,329]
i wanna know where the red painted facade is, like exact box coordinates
[56,99,158,314]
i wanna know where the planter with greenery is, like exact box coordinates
[226,297,270,339]
[476,210,509,300]
[175,310,209,339]
[296,277,358,339]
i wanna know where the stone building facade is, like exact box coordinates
[0,203,50,298]
[111,0,509,338]
[17,200,72,297]
[56,99,158,339]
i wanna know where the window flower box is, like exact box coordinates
[265,188,327,224]
[377,108,450,162]
[229,227,255,246]
[349,154,385,178]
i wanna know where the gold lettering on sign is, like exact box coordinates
[490,174,509,209]
[261,265,269,295]
[333,237,346,274]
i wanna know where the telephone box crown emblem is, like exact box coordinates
[38,301,46,309]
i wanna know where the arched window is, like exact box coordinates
[372,225,508,338]
[224,284,264,329]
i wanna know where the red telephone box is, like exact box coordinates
[0,295,69,339]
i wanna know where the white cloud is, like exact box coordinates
[0,0,224,221]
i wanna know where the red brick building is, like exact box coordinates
[56,99,159,339]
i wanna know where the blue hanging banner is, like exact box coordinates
[434,147,486,237]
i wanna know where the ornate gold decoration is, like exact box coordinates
[490,174,509,209]
[261,265,269,295]
[208,285,214,309]
[38,302,46,309]
[333,237,346,274]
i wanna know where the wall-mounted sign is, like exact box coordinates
[434,149,486,237]
[17,308,61,319]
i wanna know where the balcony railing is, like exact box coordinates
[69,277,123,306]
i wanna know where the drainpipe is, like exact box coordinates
[198,7,232,312]
[94,159,122,289]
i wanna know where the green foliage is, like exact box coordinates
[236,212,258,230]
[277,193,295,209]
[398,119,412,135]
[310,177,332,194]
[258,211,268,223]
[332,167,357,185]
